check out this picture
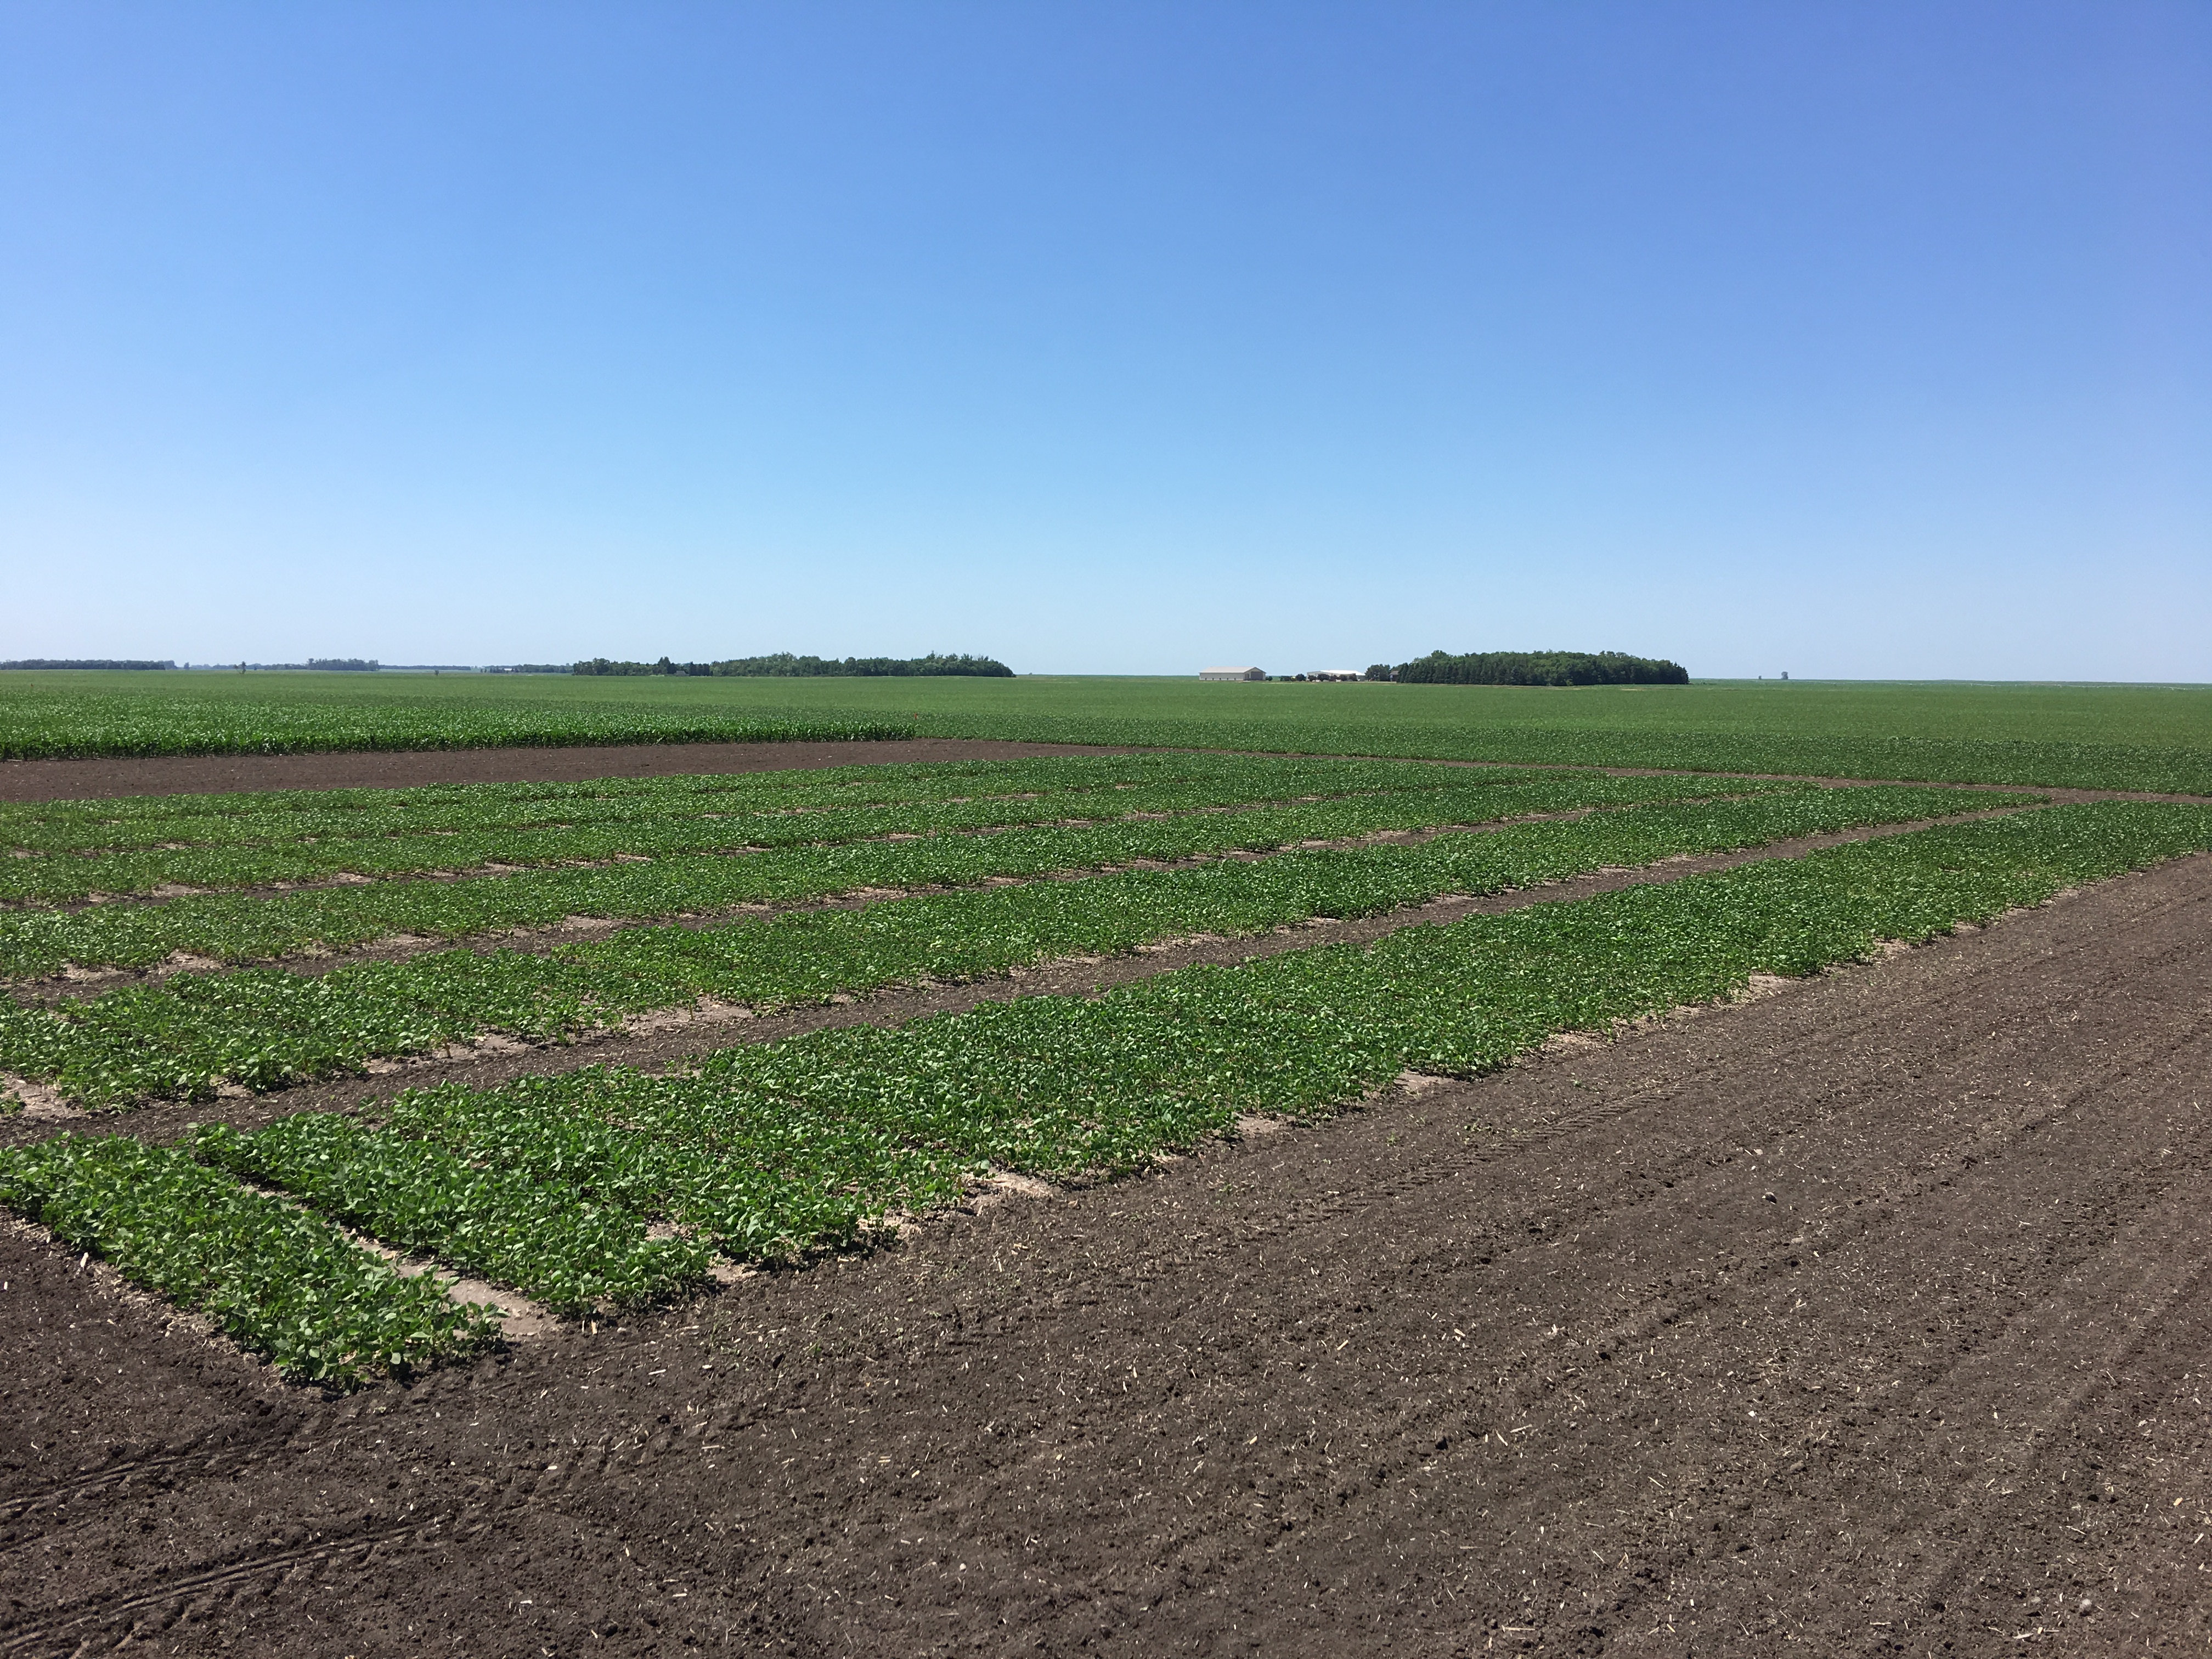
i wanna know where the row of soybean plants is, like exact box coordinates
[0,785,2023,1108]
[0,685,916,761]
[3,749,1460,861]
[0,768,1785,975]
[8,800,2205,1387]
[890,700,2212,798]
[0,753,1496,902]
[0,1133,501,1386]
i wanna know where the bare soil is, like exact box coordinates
[3,848,2207,1654]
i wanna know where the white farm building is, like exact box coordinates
[1198,666,1267,681]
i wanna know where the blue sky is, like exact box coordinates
[2,2,2205,680]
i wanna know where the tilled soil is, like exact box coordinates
[3,851,2207,1654]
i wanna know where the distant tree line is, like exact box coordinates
[306,658,380,672]
[0,659,176,670]
[1364,650,1688,686]
[573,653,1013,678]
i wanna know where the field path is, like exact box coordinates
[1,850,2206,1654]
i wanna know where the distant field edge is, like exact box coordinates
[5,722,2205,798]
[2,672,2206,794]
[902,717,2212,797]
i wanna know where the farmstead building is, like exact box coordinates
[1199,666,1266,681]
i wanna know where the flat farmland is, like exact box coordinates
[7,669,2212,791]
[2,698,2209,1656]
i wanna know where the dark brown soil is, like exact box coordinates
[0,739,1133,804]
[3,850,2207,1654]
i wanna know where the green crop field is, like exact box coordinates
[0,762,1787,974]
[4,731,2209,1390]
[3,669,2209,792]
[7,794,2208,1383]
[0,672,911,759]
[0,780,2017,1107]
[0,752,1524,904]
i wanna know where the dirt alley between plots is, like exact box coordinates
[3,857,2210,1656]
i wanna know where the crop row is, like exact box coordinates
[11,798,2199,1378]
[190,1116,710,1316]
[0,689,917,761]
[899,703,2212,797]
[0,1131,499,1384]
[0,770,1797,975]
[0,785,2020,1107]
[0,759,1539,904]
[2,751,1474,856]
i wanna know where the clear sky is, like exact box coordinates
[3,2,2205,680]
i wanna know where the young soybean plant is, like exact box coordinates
[0,1133,501,1386]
